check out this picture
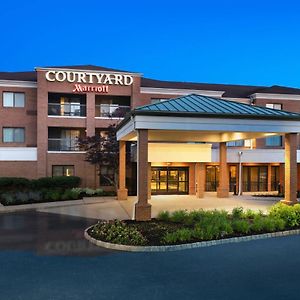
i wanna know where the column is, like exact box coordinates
[117,140,128,200]
[148,162,152,200]
[135,129,151,221]
[86,93,95,136]
[217,142,229,198]
[196,163,205,198]
[267,164,272,192]
[282,133,298,204]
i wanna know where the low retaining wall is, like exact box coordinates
[84,226,300,252]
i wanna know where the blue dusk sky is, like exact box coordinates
[1,0,300,87]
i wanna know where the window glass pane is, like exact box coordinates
[3,92,14,107]
[52,166,63,176]
[14,128,25,143]
[266,136,282,146]
[3,128,14,142]
[64,166,74,176]
[14,93,25,107]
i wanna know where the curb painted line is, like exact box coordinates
[84,226,300,252]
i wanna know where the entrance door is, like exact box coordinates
[151,167,189,195]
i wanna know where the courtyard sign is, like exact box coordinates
[45,70,134,86]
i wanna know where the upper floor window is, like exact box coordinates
[227,140,244,147]
[266,103,282,110]
[151,98,169,104]
[265,104,282,146]
[3,128,25,143]
[3,92,25,108]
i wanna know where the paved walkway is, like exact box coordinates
[35,193,279,220]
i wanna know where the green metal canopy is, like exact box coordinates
[133,94,300,120]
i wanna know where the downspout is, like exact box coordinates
[238,151,243,196]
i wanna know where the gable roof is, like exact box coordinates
[134,94,300,120]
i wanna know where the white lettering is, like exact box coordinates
[55,71,66,82]
[45,71,55,82]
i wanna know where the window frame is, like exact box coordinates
[2,127,25,143]
[52,165,75,177]
[2,92,25,108]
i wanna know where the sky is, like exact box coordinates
[1,0,300,87]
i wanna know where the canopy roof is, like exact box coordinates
[133,94,300,120]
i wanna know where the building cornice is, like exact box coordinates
[140,87,225,97]
[0,80,37,88]
[250,93,300,101]
[35,67,142,76]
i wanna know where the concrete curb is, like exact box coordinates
[0,197,116,213]
[84,225,300,252]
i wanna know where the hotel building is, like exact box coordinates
[1,65,300,218]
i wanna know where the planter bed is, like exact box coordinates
[86,203,300,250]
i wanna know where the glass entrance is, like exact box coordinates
[151,167,189,195]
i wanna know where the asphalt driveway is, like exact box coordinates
[0,211,300,300]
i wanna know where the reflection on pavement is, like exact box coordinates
[0,211,114,256]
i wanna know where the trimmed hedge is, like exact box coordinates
[0,176,81,192]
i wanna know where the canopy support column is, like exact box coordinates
[217,142,229,198]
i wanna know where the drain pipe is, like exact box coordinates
[238,151,243,196]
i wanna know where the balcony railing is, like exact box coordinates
[48,138,80,151]
[95,104,130,118]
[48,103,86,117]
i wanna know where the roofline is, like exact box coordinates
[251,93,300,100]
[35,67,143,76]
[116,109,300,131]
[0,79,37,88]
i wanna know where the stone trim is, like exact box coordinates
[84,226,300,252]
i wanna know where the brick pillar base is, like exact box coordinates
[217,187,229,198]
[135,203,152,221]
[117,188,128,200]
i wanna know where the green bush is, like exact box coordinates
[0,193,16,205]
[90,220,147,246]
[232,207,244,219]
[162,228,193,244]
[33,176,80,189]
[269,203,300,227]
[157,211,171,222]
[0,177,31,191]
[169,210,188,223]
[44,190,62,201]
[232,219,250,234]
[61,189,81,201]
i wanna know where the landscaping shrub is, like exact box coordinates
[61,189,81,201]
[169,210,188,223]
[232,219,250,234]
[0,177,31,191]
[90,220,147,246]
[162,228,193,244]
[33,176,81,189]
[157,211,170,222]
[269,203,300,227]
[232,207,244,219]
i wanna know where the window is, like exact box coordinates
[3,92,25,107]
[266,103,282,110]
[265,104,282,146]
[3,128,25,143]
[266,135,282,146]
[150,98,169,104]
[52,165,74,177]
[226,140,244,147]
[100,166,114,186]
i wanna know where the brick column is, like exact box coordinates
[148,162,152,200]
[282,133,298,204]
[135,129,151,221]
[86,93,95,136]
[217,142,229,198]
[196,163,205,198]
[117,140,128,200]
[267,164,272,191]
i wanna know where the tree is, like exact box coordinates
[77,124,120,191]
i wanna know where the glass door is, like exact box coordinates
[151,167,189,194]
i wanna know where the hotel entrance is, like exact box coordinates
[151,167,189,195]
